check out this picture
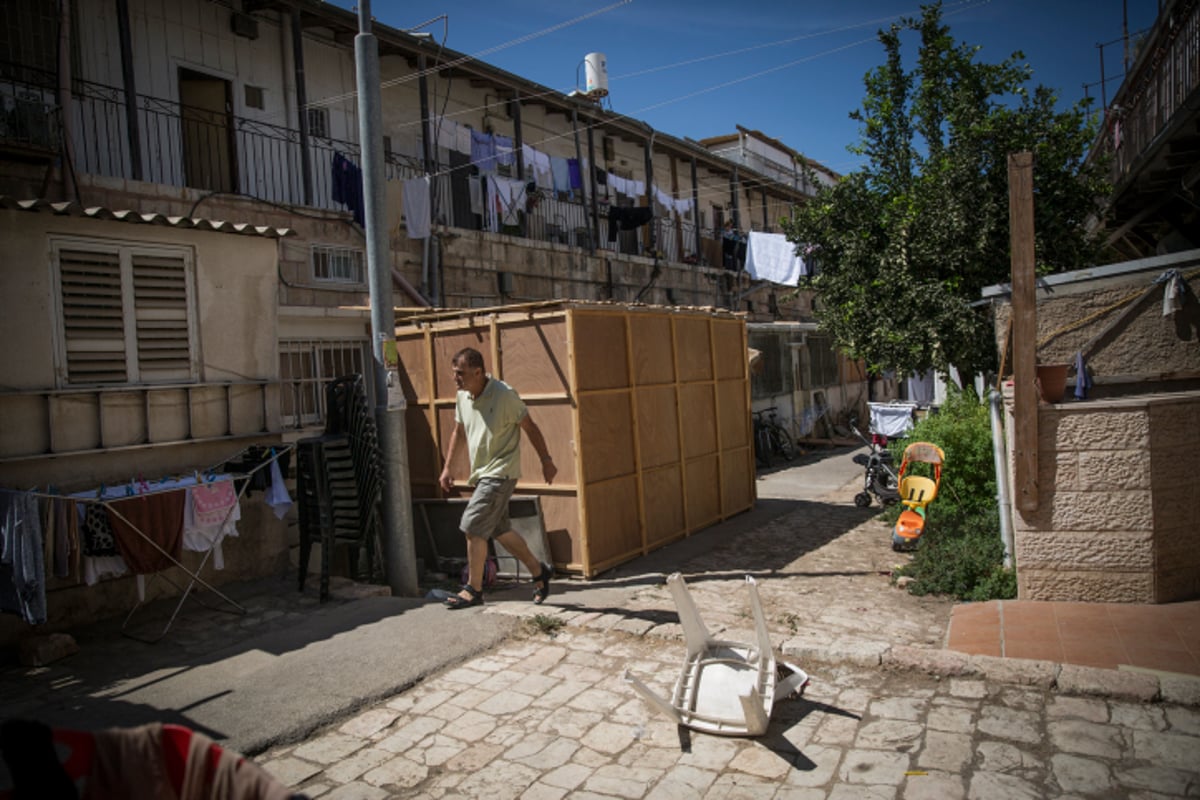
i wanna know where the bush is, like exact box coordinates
[890,387,1016,601]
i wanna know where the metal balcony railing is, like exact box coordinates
[1,61,728,268]
[1089,0,1199,185]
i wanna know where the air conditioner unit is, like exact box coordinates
[231,11,259,40]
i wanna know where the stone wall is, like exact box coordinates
[1007,391,1200,603]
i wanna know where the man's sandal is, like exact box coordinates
[532,562,553,605]
[445,584,483,610]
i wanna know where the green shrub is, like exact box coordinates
[890,387,1016,601]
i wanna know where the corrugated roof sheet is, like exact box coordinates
[0,196,295,238]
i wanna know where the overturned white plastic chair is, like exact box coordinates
[624,573,809,737]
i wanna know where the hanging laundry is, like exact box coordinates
[402,176,432,239]
[265,458,294,520]
[331,152,365,227]
[184,479,241,571]
[471,129,497,172]
[607,206,654,241]
[486,175,527,231]
[744,231,807,286]
[44,495,78,580]
[567,158,582,190]
[494,134,515,167]
[434,118,457,152]
[608,174,628,196]
[455,123,473,155]
[1073,351,1094,400]
[469,175,484,216]
[522,144,552,188]
[191,480,237,528]
[550,157,572,193]
[106,490,185,576]
[82,501,119,558]
[593,167,608,186]
[0,491,47,625]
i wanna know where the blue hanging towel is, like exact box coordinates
[1073,351,1093,400]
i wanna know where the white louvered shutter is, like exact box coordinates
[59,249,128,383]
[131,253,192,380]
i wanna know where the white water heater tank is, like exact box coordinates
[584,52,609,98]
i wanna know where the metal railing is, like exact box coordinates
[1089,0,1199,185]
[1,61,744,271]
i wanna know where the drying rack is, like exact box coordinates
[23,443,294,644]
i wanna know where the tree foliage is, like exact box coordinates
[783,3,1109,379]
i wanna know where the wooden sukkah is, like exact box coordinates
[394,301,755,577]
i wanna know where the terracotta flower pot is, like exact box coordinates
[1035,363,1070,404]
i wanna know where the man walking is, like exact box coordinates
[438,347,556,609]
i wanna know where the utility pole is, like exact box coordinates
[356,0,419,596]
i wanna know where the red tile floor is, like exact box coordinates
[947,599,1200,677]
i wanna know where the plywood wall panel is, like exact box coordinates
[685,455,721,531]
[539,494,583,570]
[679,384,718,458]
[519,402,577,486]
[436,405,470,480]
[714,318,747,380]
[584,475,642,569]
[395,335,430,402]
[636,385,680,469]
[718,379,750,451]
[572,313,629,391]
[642,465,686,548]
[675,317,714,382]
[631,314,675,386]
[499,318,570,396]
[406,407,440,487]
[578,392,635,483]
[722,450,754,516]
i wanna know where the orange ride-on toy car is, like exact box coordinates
[891,441,945,551]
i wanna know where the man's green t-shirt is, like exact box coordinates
[455,376,527,485]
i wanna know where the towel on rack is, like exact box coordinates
[0,491,47,625]
[106,491,185,576]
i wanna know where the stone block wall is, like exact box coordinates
[1008,391,1200,603]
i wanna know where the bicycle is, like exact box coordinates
[752,407,797,468]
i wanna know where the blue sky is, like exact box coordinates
[339,0,1158,175]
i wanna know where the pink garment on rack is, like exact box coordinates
[191,480,237,528]
[106,491,185,576]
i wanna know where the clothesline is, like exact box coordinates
[0,444,295,639]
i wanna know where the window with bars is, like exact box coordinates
[279,339,369,428]
[53,241,197,386]
[749,330,794,399]
[311,244,365,284]
[807,334,840,388]
[306,106,329,139]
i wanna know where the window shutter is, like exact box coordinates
[59,249,128,383]
[132,254,192,380]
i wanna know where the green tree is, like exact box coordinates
[783,2,1109,380]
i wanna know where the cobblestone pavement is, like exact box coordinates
[257,481,1200,799]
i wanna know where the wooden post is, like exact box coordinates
[1008,152,1038,512]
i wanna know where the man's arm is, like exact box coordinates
[439,421,465,494]
[519,414,557,485]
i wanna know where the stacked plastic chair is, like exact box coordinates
[296,374,383,601]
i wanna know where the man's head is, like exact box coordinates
[451,347,487,396]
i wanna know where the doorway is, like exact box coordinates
[178,68,235,192]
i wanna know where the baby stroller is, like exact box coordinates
[847,403,916,508]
